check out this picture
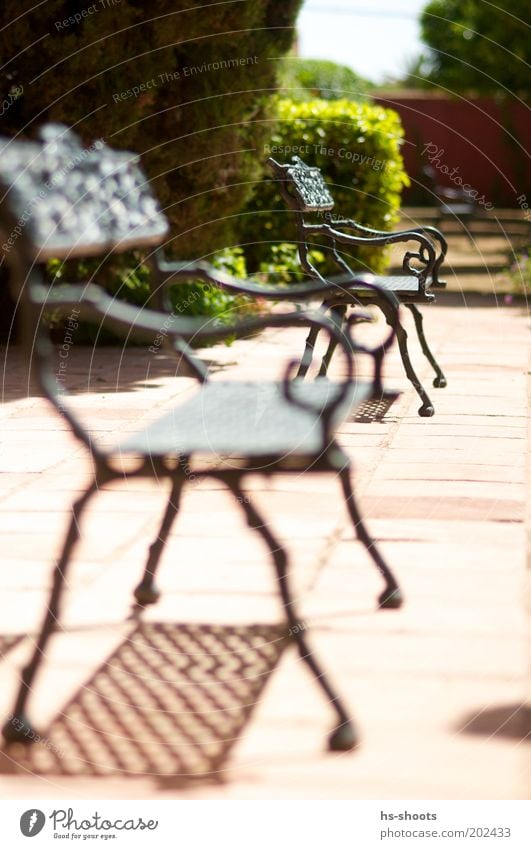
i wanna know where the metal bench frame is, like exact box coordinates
[421,163,484,241]
[0,124,403,754]
[267,155,449,417]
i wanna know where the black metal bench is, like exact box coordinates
[0,124,403,754]
[267,155,449,417]
[422,164,483,240]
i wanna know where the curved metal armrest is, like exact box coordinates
[326,277,399,353]
[411,225,447,286]
[155,254,407,315]
[339,218,447,262]
[281,296,397,421]
[34,280,359,358]
[323,218,448,285]
[329,217,443,244]
[281,359,350,435]
[155,254,382,304]
[304,221,437,289]
[33,282,397,451]
[35,281,365,437]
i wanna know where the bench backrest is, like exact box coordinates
[268,154,444,289]
[0,125,187,453]
[267,155,345,282]
[0,124,169,264]
[267,156,334,213]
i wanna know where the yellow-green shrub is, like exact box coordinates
[241,97,410,275]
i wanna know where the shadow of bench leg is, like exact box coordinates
[379,299,435,417]
[405,304,447,389]
[2,480,99,745]
[133,477,184,606]
[228,478,358,752]
[338,465,403,610]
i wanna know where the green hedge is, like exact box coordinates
[240,97,410,275]
[0,1,303,338]
[0,1,303,261]
[45,247,259,345]
[278,58,374,102]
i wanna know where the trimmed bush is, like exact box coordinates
[497,247,531,295]
[0,2,303,256]
[46,247,259,344]
[0,2,303,338]
[240,97,410,275]
[278,58,374,102]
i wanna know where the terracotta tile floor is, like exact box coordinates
[0,298,529,799]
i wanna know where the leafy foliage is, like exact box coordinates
[278,58,373,102]
[257,243,325,284]
[0,0,303,259]
[241,97,409,275]
[0,1,302,337]
[409,0,531,96]
[46,247,260,344]
[498,247,531,294]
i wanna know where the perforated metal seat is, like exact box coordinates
[330,274,436,302]
[116,379,380,459]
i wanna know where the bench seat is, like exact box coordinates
[117,379,387,459]
[328,274,437,301]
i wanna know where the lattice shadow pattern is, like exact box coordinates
[353,392,399,423]
[0,636,23,658]
[6,622,289,780]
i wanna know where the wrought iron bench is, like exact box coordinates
[0,124,403,754]
[422,164,483,240]
[267,155,449,417]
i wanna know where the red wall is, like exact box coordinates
[373,93,531,207]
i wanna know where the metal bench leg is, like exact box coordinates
[297,323,320,377]
[229,479,358,752]
[379,299,435,417]
[318,305,347,376]
[405,304,447,389]
[2,480,98,745]
[338,466,403,610]
[133,478,183,606]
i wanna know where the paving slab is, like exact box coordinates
[0,301,529,800]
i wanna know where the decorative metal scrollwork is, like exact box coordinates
[0,123,168,259]
[286,156,335,212]
[402,240,433,279]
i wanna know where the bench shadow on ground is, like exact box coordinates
[0,636,24,657]
[0,346,401,425]
[0,347,242,404]
[457,704,531,743]
[0,622,289,786]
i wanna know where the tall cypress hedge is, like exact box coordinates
[0,1,303,258]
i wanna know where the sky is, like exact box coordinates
[297,0,427,84]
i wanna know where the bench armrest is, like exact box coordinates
[34,280,398,443]
[324,219,448,286]
[155,254,385,304]
[36,279,395,354]
[154,256,400,324]
[304,221,438,289]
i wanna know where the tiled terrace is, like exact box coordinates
[0,292,529,799]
